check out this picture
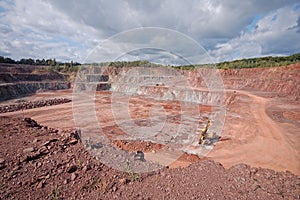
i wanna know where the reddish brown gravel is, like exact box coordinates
[0,98,71,113]
[0,116,299,199]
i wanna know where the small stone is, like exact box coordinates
[85,164,91,171]
[251,183,260,191]
[37,181,44,189]
[38,175,46,180]
[43,139,58,146]
[250,168,258,176]
[42,141,51,146]
[67,165,77,173]
[45,174,50,179]
[0,157,5,165]
[70,173,77,181]
[12,165,20,171]
[63,179,69,184]
[112,186,117,192]
[119,178,127,184]
[23,147,35,153]
[33,139,38,143]
[91,142,103,149]
[57,169,63,174]
[38,146,49,154]
[68,138,78,145]
[36,162,42,167]
[82,166,87,173]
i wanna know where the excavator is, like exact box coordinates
[198,120,228,145]
[198,120,211,145]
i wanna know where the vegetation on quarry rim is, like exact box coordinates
[1,53,300,72]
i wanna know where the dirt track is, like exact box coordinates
[208,89,300,175]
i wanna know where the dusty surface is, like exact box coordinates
[208,90,300,174]
[1,87,299,174]
[1,116,299,199]
[1,64,300,198]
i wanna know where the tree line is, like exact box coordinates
[91,60,162,68]
[172,53,300,70]
[215,53,300,69]
[1,53,299,71]
[0,56,80,67]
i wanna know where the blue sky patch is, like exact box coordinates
[246,14,264,33]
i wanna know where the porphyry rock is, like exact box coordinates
[23,147,35,153]
[67,165,78,173]
[70,173,77,181]
[0,157,5,169]
[24,118,42,128]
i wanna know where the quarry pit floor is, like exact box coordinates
[1,88,299,175]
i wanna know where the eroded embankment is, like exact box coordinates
[185,63,300,99]
[76,63,300,100]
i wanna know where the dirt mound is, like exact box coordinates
[1,116,299,199]
[112,140,165,153]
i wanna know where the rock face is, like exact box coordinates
[186,63,300,99]
[0,64,71,101]
[0,73,65,82]
[74,63,300,101]
[1,63,299,101]
[0,82,71,101]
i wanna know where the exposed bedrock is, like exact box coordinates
[0,73,66,83]
[0,82,70,101]
[0,64,71,101]
[76,64,299,101]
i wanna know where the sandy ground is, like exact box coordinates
[208,90,300,175]
[1,88,299,175]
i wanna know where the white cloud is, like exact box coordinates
[0,0,101,61]
[0,0,299,63]
[210,4,300,61]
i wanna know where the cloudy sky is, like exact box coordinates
[0,0,299,64]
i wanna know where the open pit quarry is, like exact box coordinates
[0,63,299,199]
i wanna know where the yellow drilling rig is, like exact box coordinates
[198,120,211,145]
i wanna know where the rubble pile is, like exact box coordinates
[0,98,71,113]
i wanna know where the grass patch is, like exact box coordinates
[125,163,140,182]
